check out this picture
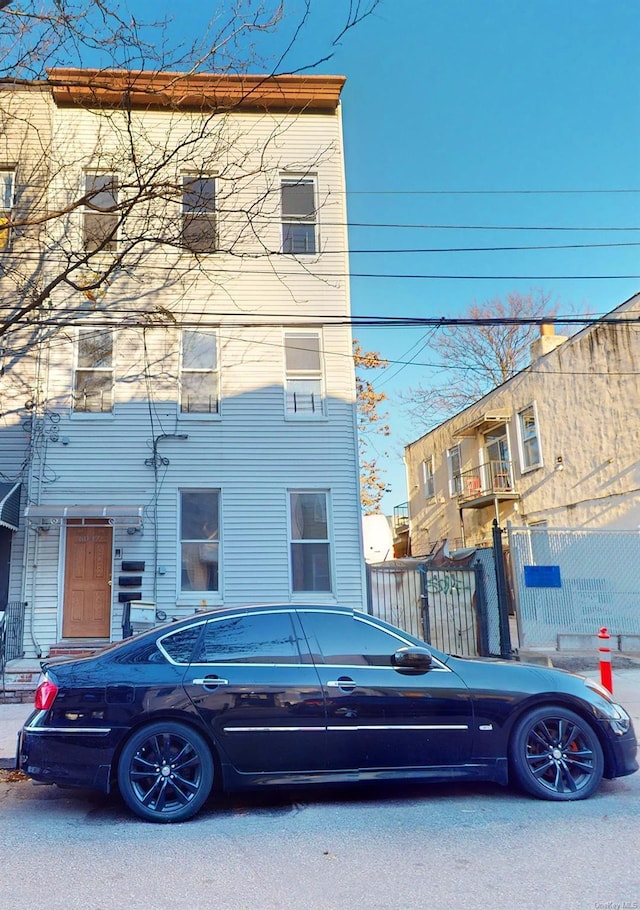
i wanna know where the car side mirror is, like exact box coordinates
[392,646,433,675]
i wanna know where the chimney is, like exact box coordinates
[530,323,567,362]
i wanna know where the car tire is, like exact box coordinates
[509,705,604,801]
[117,721,214,822]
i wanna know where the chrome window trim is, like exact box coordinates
[156,620,208,665]
[295,607,451,672]
[178,609,303,666]
[156,607,449,672]
[186,661,314,669]
[184,660,448,672]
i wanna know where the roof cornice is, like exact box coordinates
[47,68,345,114]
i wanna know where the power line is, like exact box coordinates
[349,241,640,253]
[3,312,639,330]
[346,188,640,196]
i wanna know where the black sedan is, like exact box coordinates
[17,605,638,822]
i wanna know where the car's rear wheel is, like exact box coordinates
[117,721,214,822]
[510,705,604,801]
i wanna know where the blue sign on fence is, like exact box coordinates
[524,565,562,588]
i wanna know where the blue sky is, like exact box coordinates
[125,1,640,510]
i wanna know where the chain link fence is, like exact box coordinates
[509,527,640,648]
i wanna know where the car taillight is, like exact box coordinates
[34,676,58,711]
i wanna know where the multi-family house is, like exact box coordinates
[400,294,640,557]
[0,69,365,663]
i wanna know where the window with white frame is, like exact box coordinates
[83,173,118,251]
[180,329,219,414]
[422,456,435,499]
[181,176,216,252]
[0,170,14,252]
[447,444,463,497]
[289,491,332,592]
[518,403,542,471]
[74,328,114,412]
[281,177,317,254]
[284,331,324,416]
[180,489,220,593]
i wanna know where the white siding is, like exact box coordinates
[1,81,365,655]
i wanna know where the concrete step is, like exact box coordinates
[1,659,41,703]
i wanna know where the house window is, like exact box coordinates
[519,404,542,471]
[284,332,323,416]
[180,489,220,593]
[74,329,113,412]
[289,491,331,593]
[447,444,462,497]
[422,457,435,500]
[485,425,512,491]
[181,329,219,414]
[181,176,216,252]
[0,170,14,251]
[83,173,118,251]
[281,178,317,254]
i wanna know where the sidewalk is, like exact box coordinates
[1,664,639,769]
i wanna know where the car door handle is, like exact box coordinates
[191,676,229,689]
[327,677,357,692]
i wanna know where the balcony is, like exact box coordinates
[393,502,409,534]
[392,502,410,556]
[455,460,519,508]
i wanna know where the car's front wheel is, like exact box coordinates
[117,721,214,822]
[510,705,604,800]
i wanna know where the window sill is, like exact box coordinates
[178,412,221,421]
[290,592,337,602]
[176,596,223,609]
[284,413,328,422]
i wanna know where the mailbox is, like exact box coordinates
[129,601,156,625]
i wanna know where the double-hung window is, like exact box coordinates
[289,491,332,593]
[281,177,317,254]
[422,456,435,500]
[518,403,542,471]
[180,329,219,414]
[181,176,216,252]
[447,444,463,497]
[180,489,220,593]
[0,170,14,251]
[284,332,324,416]
[74,328,113,412]
[83,173,118,251]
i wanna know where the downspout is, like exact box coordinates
[21,326,46,658]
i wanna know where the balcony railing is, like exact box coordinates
[456,460,517,505]
[393,502,409,534]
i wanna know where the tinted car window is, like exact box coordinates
[112,638,168,665]
[299,612,405,666]
[159,624,204,664]
[194,612,301,664]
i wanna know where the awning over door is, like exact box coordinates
[24,504,144,528]
[0,482,21,531]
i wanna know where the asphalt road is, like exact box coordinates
[1,772,639,910]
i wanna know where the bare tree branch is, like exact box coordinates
[402,290,558,430]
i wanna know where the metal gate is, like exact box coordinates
[366,559,492,657]
[421,563,489,657]
[0,601,26,673]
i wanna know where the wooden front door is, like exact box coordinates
[62,523,112,638]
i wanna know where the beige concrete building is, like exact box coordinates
[401,294,640,556]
